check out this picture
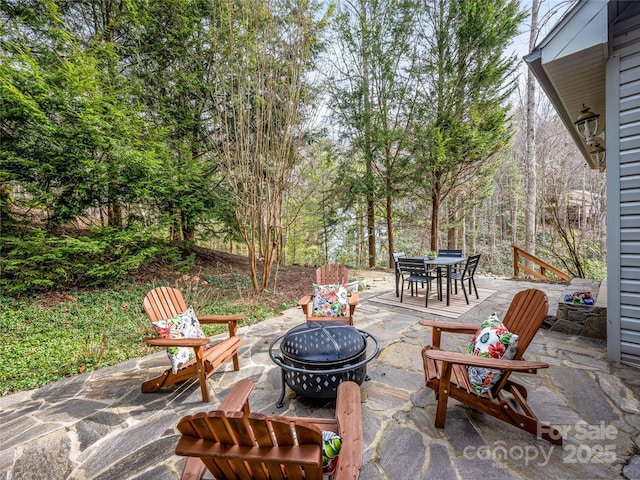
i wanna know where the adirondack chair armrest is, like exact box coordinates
[197,314,244,324]
[334,381,363,480]
[298,294,313,306]
[218,379,254,414]
[419,319,479,334]
[348,292,359,306]
[420,319,479,348]
[198,315,243,337]
[298,294,313,317]
[424,349,549,373]
[143,337,210,348]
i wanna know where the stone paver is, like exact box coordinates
[1,276,639,479]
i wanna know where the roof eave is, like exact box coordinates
[523,49,598,169]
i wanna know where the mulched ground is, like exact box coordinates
[36,245,392,310]
[133,246,326,309]
[191,247,320,308]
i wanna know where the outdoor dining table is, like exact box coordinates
[395,255,466,306]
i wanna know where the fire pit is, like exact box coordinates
[269,321,379,407]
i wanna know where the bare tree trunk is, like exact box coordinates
[488,195,496,260]
[359,205,366,266]
[107,198,122,227]
[525,0,540,257]
[468,205,476,254]
[430,181,442,252]
[363,54,377,267]
[323,193,329,263]
[182,210,196,242]
[509,169,518,245]
[386,195,395,268]
[367,192,376,267]
[447,197,458,248]
[215,0,316,293]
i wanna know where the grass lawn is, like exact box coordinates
[0,277,291,396]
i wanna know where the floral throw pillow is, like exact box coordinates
[152,306,206,374]
[321,431,342,475]
[466,313,519,395]
[312,283,349,318]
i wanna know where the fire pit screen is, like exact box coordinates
[269,321,379,408]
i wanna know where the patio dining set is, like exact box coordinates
[393,250,482,307]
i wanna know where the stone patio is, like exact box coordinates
[1,275,639,479]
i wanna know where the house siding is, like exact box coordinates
[613,10,640,367]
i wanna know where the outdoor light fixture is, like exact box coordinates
[590,144,606,172]
[574,105,600,146]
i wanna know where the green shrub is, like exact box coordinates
[0,226,190,294]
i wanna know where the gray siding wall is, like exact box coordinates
[612,9,640,367]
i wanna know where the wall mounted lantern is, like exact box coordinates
[574,105,600,146]
[590,144,606,172]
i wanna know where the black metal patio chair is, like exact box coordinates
[393,251,407,297]
[449,253,481,304]
[397,258,441,307]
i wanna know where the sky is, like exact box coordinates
[509,0,577,60]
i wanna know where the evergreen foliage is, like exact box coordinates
[0,226,189,294]
[0,0,606,295]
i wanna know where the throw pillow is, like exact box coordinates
[312,283,349,318]
[466,313,519,395]
[152,307,206,374]
[321,430,342,475]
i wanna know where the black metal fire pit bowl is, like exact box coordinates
[269,321,379,408]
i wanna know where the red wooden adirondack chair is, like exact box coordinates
[421,288,563,445]
[142,287,243,402]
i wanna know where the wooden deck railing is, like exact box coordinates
[512,245,570,282]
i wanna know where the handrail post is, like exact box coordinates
[511,244,570,282]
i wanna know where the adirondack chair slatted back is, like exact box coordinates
[143,287,188,322]
[316,264,349,285]
[501,288,549,360]
[489,288,548,394]
[177,411,324,479]
[298,264,359,325]
[420,288,560,445]
[141,287,243,403]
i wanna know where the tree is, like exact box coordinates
[0,2,161,230]
[524,0,540,258]
[411,0,525,252]
[328,0,419,268]
[124,0,228,242]
[284,140,351,266]
[54,0,237,242]
[211,0,325,293]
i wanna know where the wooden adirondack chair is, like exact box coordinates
[142,287,243,402]
[420,288,563,445]
[298,264,359,325]
[175,379,363,480]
